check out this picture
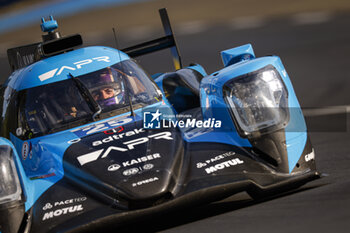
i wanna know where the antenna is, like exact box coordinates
[112,28,136,117]
[112,28,119,49]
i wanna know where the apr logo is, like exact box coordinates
[38,56,110,81]
[77,132,172,166]
[143,109,162,129]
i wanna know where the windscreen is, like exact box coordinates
[17,60,160,138]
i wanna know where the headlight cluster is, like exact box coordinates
[0,146,22,205]
[224,65,289,137]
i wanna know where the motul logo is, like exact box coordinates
[38,56,110,81]
[77,131,173,166]
[205,158,244,174]
[42,204,83,221]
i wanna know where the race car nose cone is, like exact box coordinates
[61,121,183,208]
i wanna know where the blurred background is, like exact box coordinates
[1,0,350,107]
[1,0,350,232]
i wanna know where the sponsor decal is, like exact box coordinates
[38,56,110,81]
[22,141,33,160]
[204,158,244,174]
[108,157,157,174]
[71,116,132,137]
[42,197,87,210]
[103,126,124,135]
[143,163,154,170]
[42,205,84,221]
[42,197,87,221]
[43,203,53,211]
[132,177,159,187]
[53,197,87,207]
[305,149,315,162]
[108,164,121,171]
[196,151,236,168]
[143,109,221,129]
[122,163,155,176]
[22,142,29,160]
[122,153,160,167]
[77,132,171,166]
[92,128,144,147]
[123,168,139,176]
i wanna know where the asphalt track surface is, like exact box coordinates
[1,11,350,233]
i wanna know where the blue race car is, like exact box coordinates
[0,9,319,233]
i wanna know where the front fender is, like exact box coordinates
[0,137,27,233]
[200,50,308,174]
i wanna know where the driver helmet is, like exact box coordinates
[91,67,125,107]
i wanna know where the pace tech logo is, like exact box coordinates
[143,109,222,129]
